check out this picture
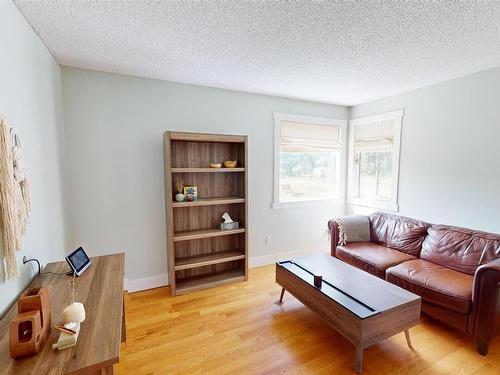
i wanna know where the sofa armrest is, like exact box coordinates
[327,220,339,257]
[472,258,500,355]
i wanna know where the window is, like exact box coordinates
[273,113,347,208]
[348,110,403,211]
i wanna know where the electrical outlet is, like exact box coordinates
[265,235,272,246]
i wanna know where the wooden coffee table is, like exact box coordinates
[276,254,421,373]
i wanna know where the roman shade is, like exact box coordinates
[280,120,342,152]
[353,118,395,152]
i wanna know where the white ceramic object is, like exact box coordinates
[222,212,233,223]
[62,302,86,324]
[175,193,185,202]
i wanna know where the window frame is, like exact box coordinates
[273,112,347,209]
[347,109,403,212]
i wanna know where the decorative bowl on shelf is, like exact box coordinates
[223,160,237,168]
[209,163,222,168]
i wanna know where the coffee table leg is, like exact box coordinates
[405,329,413,349]
[276,287,285,305]
[355,346,363,373]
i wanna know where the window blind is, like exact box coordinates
[280,120,342,152]
[353,119,395,152]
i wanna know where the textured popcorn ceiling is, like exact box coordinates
[14,1,500,105]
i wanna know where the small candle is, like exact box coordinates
[313,273,322,287]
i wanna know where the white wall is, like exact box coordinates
[61,67,349,285]
[350,67,500,233]
[0,2,67,315]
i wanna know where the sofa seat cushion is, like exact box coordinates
[386,259,473,314]
[336,242,416,279]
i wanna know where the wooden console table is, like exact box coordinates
[0,253,125,375]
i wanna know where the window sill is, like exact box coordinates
[272,198,344,210]
[348,198,399,212]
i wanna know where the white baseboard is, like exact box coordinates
[125,273,169,293]
[124,247,329,293]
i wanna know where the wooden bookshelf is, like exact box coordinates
[164,131,248,296]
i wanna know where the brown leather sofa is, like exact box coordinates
[328,212,500,355]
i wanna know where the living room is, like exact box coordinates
[0,1,498,374]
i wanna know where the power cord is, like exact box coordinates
[23,256,70,276]
[22,256,40,276]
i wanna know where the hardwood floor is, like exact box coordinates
[117,265,499,374]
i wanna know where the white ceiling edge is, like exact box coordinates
[58,61,500,110]
[14,1,500,107]
[59,63,352,108]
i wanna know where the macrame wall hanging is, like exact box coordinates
[0,115,31,279]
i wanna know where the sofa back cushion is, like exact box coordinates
[421,225,500,275]
[369,212,430,256]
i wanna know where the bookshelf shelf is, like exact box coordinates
[173,228,245,242]
[171,167,245,173]
[172,197,245,208]
[175,269,246,295]
[174,250,245,271]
